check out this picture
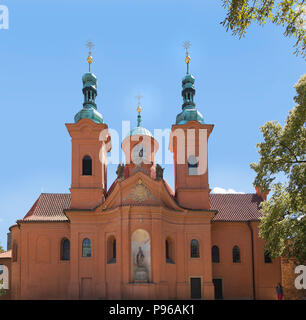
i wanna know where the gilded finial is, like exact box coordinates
[183,41,191,74]
[136,94,143,126]
[136,94,143,113]
[86,40,95,72]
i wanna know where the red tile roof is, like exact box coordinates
[20,193,70,222]
[210,193,263,222]
[19,192,263,223]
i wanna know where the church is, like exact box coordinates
[0,45,282,300]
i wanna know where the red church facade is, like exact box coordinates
[1,49,282,300]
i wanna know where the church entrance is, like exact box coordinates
[190,277,201,299]
[213,278,223,300]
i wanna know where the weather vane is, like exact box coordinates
[86,40,95,72]
[183,41,191,74]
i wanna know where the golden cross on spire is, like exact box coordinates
[86,40,94,72]
[86,40,95,54]
[183,41,191,56]
[183,41,191,73]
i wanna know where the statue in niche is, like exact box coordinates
[136,247,145,267]
[134,246,148,282]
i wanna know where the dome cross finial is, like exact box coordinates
[86,40,95,72]
[183,41,191,74]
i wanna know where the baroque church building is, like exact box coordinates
[1,47,282,300]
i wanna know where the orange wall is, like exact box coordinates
[9,214,281,300]
[211,221,281,300]
[11,206,216,300]
[11,223,70,300]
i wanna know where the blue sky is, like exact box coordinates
[0,0,304,249]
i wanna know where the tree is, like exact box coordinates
[251,74,306,264]
[221,0,306,58]
[0,244,4,253]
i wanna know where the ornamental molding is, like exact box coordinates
[123,179,157,203]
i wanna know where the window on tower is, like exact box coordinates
[188,155,198,175]
[82,155,92,176]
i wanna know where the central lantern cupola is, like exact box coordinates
[121,100,158,179]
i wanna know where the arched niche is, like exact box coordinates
[131,229,151,282]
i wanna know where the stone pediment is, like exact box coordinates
[96,171,183,212]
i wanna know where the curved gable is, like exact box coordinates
[96,171,183,212]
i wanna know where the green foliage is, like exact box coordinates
[0,288,7,296]
[251,74,306,263]
[0,244,4,253]
[221,0,306,58]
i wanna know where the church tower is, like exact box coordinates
[169,42,214,210]
[66,42,111,209]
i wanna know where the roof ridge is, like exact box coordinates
[40,192,71,195]
[210,193,257,195]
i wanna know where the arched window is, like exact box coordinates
[166,238,174,263]
[264,251,272,263]
[232,245,241,263]
[82,155,92,176]
[212,245,220,263]
[12,241,17,262]
[61,238,70,261]
[190,239,200,258]
[107,236,116,264]
[82,238,91,257]
[188,155,198,175]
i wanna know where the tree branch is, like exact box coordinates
[279,141,300,163]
